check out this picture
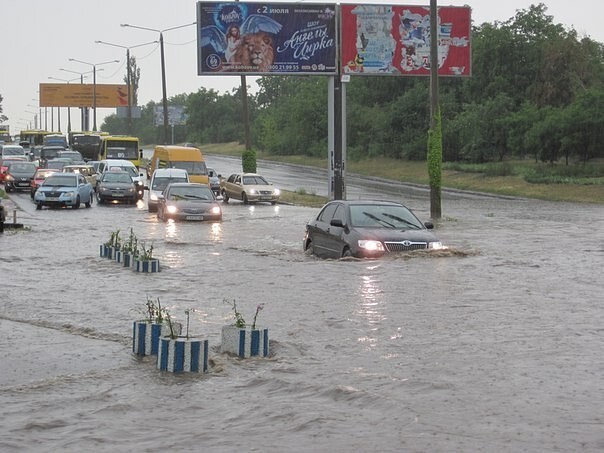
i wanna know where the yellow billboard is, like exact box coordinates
[39,83,129,108]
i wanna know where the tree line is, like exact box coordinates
[101,3,604,165]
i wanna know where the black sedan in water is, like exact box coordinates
[96,170,139,204]
[157,183,222,222]
[3,161,37,192]
[303,200,444,259]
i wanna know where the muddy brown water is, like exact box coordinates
[0,174,603,451]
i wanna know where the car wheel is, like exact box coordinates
[85,197,92,208]
[304,239,315,256]
[242,192,249,204]
[342,247,353,258]
[222,190,229,203]
[73,196,80,209]
[36,203,42,210]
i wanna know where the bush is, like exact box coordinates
[242,150,257,173]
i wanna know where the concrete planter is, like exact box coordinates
[133,258,160,273]
[132,320,182,356]
[220,325,269,358]
[157,336,209,373]
[99,244,110,258]
[121,252,134,267]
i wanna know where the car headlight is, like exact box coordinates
[5,175,14,181]
[65,191,76,198]
[166,205,178,214]
[249,189,257,195]
[428,241,444,250]
[127,187,135,193]
[210,206,221,215]
[274,188,280,196]
[358,240,385,252]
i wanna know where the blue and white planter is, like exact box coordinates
[115,249,124,263]
[122,252,134,268]
[99,244,110,258]
[132,320,182,356]
[221,325,269,358]
[133,258,160,273]
[157,336,209,373]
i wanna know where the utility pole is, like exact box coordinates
[429,0,442,219]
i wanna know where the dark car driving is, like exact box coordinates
[3,161,37,192]
[95,170,139,204]
[303,200,444,259]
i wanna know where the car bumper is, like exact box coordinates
[164,213,222,222]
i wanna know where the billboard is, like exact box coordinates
[197,2,337,75]
[153,105,187,126]
[39,83,130,108]
[341,4,471,76]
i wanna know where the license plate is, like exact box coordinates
[17,182,29,186]
[46,197,59,201]
[185,215,203,220]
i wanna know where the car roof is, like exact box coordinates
[327,200,406,208]
[166,182,207,188]
[152,168,188,177]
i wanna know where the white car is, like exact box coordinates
[147,168,189,212]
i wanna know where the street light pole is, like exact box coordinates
[95,40,157,135]
[120,22,195,144]
[48,76,83,134]
[68,58,119,131]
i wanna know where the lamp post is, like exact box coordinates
[60,68,96,131]
[48,76,84,133]
[120,22,195,144]
[26,105,38,129]
[31,98,41,131]
[68,58,119,131]
[95,39,157,135]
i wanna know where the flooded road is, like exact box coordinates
[1,167,603,451]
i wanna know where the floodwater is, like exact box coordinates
[1,175,603,452]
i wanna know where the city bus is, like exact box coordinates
[19,130,51,147]
[98,135,142,168]
[70,131,108,161]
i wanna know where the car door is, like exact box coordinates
[311,202,341,258]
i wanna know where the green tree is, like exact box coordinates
[0,93,7,123]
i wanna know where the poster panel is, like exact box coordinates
[197,2,337,75]
[39,84,129,107]
[341,4,471,76]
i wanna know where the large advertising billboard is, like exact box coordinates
[197,2,337,75]
[39,83,129,108]
[341,4,471,76]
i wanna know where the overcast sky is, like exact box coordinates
[2,0,603,135]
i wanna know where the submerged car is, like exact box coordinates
[303,200,444,259]
[34,172,94,210]
[30,168,58,199]
[157,182,222,222]
[96,170,139,204]
[3,161,37,192]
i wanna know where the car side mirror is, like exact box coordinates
[424,221,434,230]
[157,194,165,200]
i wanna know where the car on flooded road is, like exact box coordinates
[157,182,222,222]
[303,200,444,259]
[34,172,94,210]
[30,168,58,199]
[220,172,280,204]
[3,161,37,192]
[95,170,139,205]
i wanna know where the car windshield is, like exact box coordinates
[43,174,77,187]
[9,162,36,172]
[2,147,24,156]
[168,186,213,200]
[170,161,207,175]
[152,176,188,191]
[349,204,423,229]
[103,172,132,183]
[110,166,138,177]
[242,175,269,185]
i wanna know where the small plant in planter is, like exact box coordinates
[132,296,181,356]
[120,228,139,267]
[157,308,209,373]
[133,241,160,273]
[100,228,121,258]
[221,298,269,358]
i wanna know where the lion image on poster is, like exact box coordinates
[231,32,274,71]
[200,14,282,73]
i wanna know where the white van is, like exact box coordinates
[97,159,145,198]
[147,168,189,212]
